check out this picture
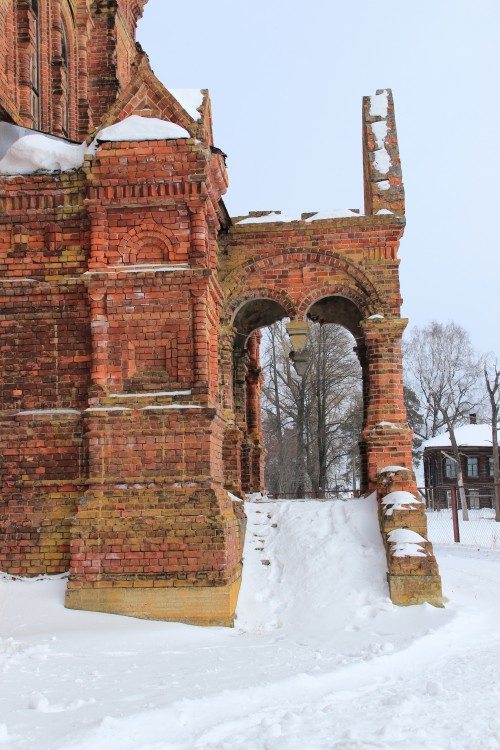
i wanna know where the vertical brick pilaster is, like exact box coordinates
[361,316,413,489]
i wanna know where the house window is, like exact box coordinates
[29,0,40,128]
[490,457,495,477]
[467,457,479,478]
[444,457,457,479]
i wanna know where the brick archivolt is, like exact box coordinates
[221,250,386,328]
[116,224,179,265]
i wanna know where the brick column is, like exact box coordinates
[377,466,443,607]
[361,316,414,490]
[360,317,443,607]
[245,331,265,493]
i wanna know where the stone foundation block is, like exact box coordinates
[65,576,242,627]
[388,573,444,607]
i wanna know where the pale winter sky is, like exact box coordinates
[137,0,499,356]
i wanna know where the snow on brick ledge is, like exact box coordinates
[379,465,410,474]
[236,212,295,225]
[0,133,87,175]
[370,90,389,118]
[97,115,190,142]
[387,528,427,558]
[381,490,423,516]
[305,209,361,222]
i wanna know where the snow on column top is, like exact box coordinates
[168,89,204,122]
[369,90,389,118]
[97,115,190,142]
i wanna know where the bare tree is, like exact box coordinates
[404,322,483,520]
[484,358,500,520]
[262,321,362,497]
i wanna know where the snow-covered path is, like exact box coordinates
[2,498,500,749]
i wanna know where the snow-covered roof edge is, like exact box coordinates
[423,423,498,449]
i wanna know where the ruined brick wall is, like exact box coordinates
[0,172,90,573]
[0,54,442,615]
[218,213,412,491]
[0,0,148,139]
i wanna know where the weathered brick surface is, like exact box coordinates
[0,0,147,139]
[377,467,443,606]
[0,3,441,618]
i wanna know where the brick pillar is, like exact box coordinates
[361,316,413,490]
[377,466,443,607]
[359,317,443,607]
[245,331,265,494]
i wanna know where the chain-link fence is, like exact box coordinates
[421,485,500,549]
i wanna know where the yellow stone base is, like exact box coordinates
[65,577,242,627]
[388,573,444,607]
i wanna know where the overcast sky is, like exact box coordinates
[137,0,499,356]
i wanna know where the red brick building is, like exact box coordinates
[0,0,442,623]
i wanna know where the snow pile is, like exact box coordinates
[377,179,390,190]
[379,465,410,474]
[382,490,423,515]
[305,209,360,221]
[0,134,87,175]
[4,499,500,748]
[377,208,394,215]
[97,115,190,142]
[236,212,295,224]
[423,423,496,448]
[387,528,428,557]
[237,497,389,637]
[168,89,204,121]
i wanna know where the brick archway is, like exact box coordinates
[218,219,416,497]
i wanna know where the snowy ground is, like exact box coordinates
[2,497,500,749]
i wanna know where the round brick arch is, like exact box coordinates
[118,224,180,265]
[223,286,297,328]
[221,250,387,330]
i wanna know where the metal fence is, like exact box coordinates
[421,485,500,549]
[267,489,360,500]
[266,485,500,549]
